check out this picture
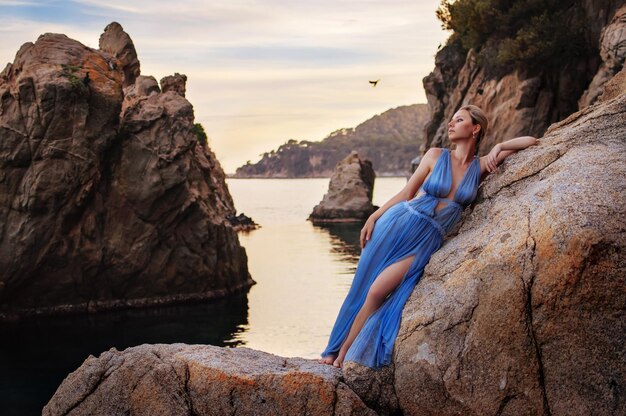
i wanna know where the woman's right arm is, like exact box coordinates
[483,136,538,173]
[360,148,438,248]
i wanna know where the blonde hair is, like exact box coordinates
[459,104,488,155]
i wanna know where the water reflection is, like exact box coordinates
[312,222,363,268]
[0,294,249,416]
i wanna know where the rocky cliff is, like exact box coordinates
[386,79,626,416]
[233,104,429,177]
[0,22,253,319]
[46,64,626,415]
[423,1,626,156]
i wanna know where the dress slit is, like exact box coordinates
[375,253,417,300]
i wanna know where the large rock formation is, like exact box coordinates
[47,77,626,416]
[0,23,253,318]
[356,87,626,415]
[309,151,376,223]
[579,4,626,107]
[43,344,375,416]
[422,1,625,156]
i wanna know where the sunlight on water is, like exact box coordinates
[226,177,407,358]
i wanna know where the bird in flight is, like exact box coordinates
[369,79,380,87]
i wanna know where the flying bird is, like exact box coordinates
[369,79,380,87]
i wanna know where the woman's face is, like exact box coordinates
[447,109,478,142]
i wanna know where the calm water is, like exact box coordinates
[0,177,406,415]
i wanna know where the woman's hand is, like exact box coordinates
[483,136,537,175]
[360,217,376,249]
[486,144,502,173]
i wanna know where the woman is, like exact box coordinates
[319,105,537,369]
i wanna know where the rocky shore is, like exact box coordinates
[0,23,254,319]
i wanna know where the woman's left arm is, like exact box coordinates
[484,136,538,173]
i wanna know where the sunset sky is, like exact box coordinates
[0,0,449,173]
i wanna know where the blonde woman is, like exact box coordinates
[320,105,538,368]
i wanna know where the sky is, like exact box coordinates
[0,0,450,173]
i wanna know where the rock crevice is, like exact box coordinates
[523,207,551,416]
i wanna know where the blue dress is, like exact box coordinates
[321,148,482,368]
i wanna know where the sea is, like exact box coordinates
[0,176,406,415]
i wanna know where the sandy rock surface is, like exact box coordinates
[44,344,376,416]
[351,89,626,416]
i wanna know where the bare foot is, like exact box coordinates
[332,357,343,368]
[333,350,346,368]
[318,354,336,365]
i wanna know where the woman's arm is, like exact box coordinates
[370,148,437,221]
[360,148,438,248]
[483,136,538,173]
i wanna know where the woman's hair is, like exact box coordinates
[459,104,488,155]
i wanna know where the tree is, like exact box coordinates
[193,123,208,146]
[436,0,588,73]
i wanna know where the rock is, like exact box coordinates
[123,75,160,100]
[388,92,626,415]
[44,344,376,416]
[0,25,253,319]
[160,73,187,97]
[579,5,626,108]
[98,22,140,87]
[599,65,626,102]
[578,64,615,109]
[599,5,626,70]
[226,212,260,232]
[309,151,376,223]
[121,75,161,115]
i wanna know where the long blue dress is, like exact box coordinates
[321,148,482,368]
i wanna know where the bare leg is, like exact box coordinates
[333,255,415,368]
